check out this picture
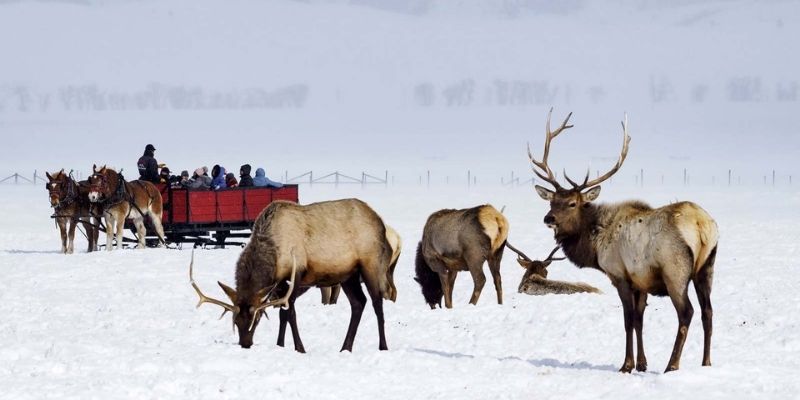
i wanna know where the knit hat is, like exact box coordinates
[194,167,204,176]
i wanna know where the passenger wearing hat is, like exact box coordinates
[137,144,160,183]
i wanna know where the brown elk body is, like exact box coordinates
[87,165,166,250]
[509,245,601,295]
[414,205,508,309]
[529,110,719,373]
[321,224,402,304]
[46,170,100,253]
[191,199,393,351]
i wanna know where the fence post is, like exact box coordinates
[310,171,313,186]
[640,168,644,187]
[773,170,776,186]
[467,170,471,189]
[427,170,430,188]
[385,170,388,187]
[683,169,687,186]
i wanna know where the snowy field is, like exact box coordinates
[1,183,798,399]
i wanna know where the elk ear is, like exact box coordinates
[217,282,238,303]
[582,186,601,202]
[534,185,555,201]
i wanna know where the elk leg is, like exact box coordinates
[664,281,694,373]
[694,259,714,367]
[633,290,648,372]
[329,285,341,304]
[360,263,389,351]
[488,254,503,305]
[286,296,305,353]
[320,287,332,305]
[340,273,366,352]
[277,307,289,347]
[467,261,486,306]
[615,282,636,373]
[441,269,457,309]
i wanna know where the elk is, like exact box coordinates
[321,224,402,304]
[190,198,393,351]
[414,205,508,309]
[507,245,601,295]
[528,109,719,373]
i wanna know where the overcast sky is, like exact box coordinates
[1,0,797,184]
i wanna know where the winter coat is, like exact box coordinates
[225,173,238,188]
[239,164,254,187]
[137,149,159,183]
[184,174,212,189]
[211,165,227,190]
[253,168,283,188]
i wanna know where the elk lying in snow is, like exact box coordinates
[528,109,719,373]
[321,224,402,304]
[414,205,508,309]
[507,245,601,295]
[190,198,393,351]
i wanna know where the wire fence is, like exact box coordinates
[2,169,795,188]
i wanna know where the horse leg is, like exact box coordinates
[115,211,126,250]
[149,211,167,247]
[67,218,76,254]
[340,273,367,352]
[58,218,68,254]
[132,216,147,249]
[104,213,116,251]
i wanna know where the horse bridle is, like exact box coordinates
[47,174,78,210]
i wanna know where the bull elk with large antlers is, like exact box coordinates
[528,109,719,373]
[190,199,393,351]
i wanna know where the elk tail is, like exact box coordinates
[414,241,442,308]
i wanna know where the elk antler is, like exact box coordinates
[564,113,631,190]
[505,242,534,263]
[542,246,566,266]
[250,251,299,331]
[528,108,573,190]
[189,250,239,316]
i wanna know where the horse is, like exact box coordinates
[86,165,166,250]
[45,170,99,253]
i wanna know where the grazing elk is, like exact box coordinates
[87,165,166,250]
[528,109,719,373]
[190,199,393,351]
[45,170,100,253]
[414,205,508,309]
[507,245,601,295]
[321,224,402,304]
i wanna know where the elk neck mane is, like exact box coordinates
[235,203,282,299]
[557,200,652,271]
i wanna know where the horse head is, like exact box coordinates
[45,169,71,208]
[87,164,118,203]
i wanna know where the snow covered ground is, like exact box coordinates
[1,183,798,399]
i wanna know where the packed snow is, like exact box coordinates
[1,183,798,399]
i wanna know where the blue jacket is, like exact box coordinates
[211,166,227,190]
[253,168,283,188]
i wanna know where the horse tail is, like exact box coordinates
[414,241,442,308]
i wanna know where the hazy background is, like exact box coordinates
[1,0,797,185]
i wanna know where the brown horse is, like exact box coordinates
[46,170,99,253]
[87,165,166,250]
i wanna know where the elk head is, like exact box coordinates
[516,246,566,280]
[189,250,297,348]
[528,109,630,240]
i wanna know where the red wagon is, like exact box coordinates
[135,184,299,248]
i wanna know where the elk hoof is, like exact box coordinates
[618,363,634,373]
[664,365,679,373]
[636,362,647,372]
